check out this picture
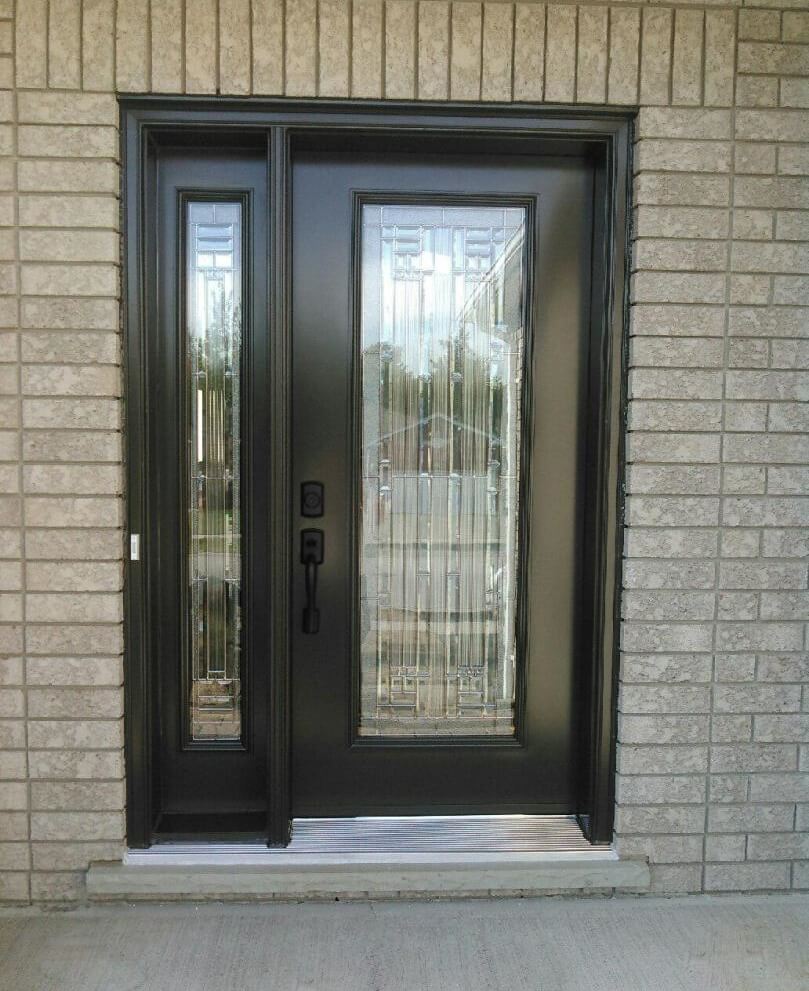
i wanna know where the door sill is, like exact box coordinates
[86,816,652,900]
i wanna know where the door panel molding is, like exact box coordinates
[121,100,632,848]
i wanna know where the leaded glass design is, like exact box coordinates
[186,201,242,742]
[358,203,527,737]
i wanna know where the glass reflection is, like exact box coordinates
[359,204,527,737]
[186,201,242,742]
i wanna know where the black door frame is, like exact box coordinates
[121,98,633,848]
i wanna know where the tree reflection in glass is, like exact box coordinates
[359,204,527,737]
[186,202,242,742]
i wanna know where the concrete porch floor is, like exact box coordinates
[0,894,807,991]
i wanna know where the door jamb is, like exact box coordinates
[121,98,633,848]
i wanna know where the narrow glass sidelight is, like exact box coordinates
[186,201,243,743]
[358,203,528,737]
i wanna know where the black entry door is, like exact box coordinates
[290,143,595,815]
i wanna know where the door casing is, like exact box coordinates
[121,98,633,848]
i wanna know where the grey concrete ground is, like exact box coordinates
[0,894,807,991]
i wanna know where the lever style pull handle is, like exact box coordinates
[301,528,324,634]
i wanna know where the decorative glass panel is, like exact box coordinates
[359,203,527,737]
[186,201,242,742]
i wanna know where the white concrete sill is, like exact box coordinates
[88,851,650,901]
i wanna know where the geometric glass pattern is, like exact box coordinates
[186,201,242,742]
[358,203,527,736]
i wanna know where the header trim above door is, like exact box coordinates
[121,98,632,848]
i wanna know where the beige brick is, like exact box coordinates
[285,0,317,96]
[319,0,350,97]
[781,79,809,108]
[25,528,122,560]
[31,782,124,812]
[705,864,790,893]
[640,7,672,107]
[21,297,118,331]
[19,196,118,230]
[26,593,122,624]
[672,10,703,107]
[23,491,120,529]
[636,140,732,175]
[82,0,116,91]
[783,13,809,44]
[450,2,482,101]
[20,230,118,264]
[252,0,284,95]
[28,687,123,720]
[116,0,149,91]
[27,719,123,749]
[185,0,218,94]
[26,655,121,686]
[219,0,251,95]
[635,174,729,208]
[385,0,416,99]
[26,561,122,592]
[18,161,118,196]
[418,1,450,101]
[739,10,780,43]
[737,110,809,143]
[513,3,544,103]
[151,0,184,93]
[738,42,809,77]
[30,872,85,902]
[16,0,47,88]
[32,841,123,871]
[735,143,776,175]
[638,108,731,141]
[481,2,513,102]
[634,239,726,273]
[23,465,122,495]
[29,750,123,780]
[30,811,124,842]
[22,364,120,397]
[735,176,809,210]
[352,0,383,99]
[21,264,118,298]
[779,145,809,175]
[575,6,606,105]
[635,206,729,240]
[49,0,82,89]
[704,11,735,107]
[607,7,639,106]
[736,75,778,108]
[544,4,576,104]
[23,430,121,463]
[18,124,118,159]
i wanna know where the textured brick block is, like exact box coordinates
[513,3,544,103]
[318,0,350,97]
[705,863,790,892]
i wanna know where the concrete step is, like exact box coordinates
[87,852,650,901]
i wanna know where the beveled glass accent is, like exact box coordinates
[358,203,527,737]
[186,201,242,742]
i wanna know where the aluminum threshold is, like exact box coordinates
[128,815,597,862]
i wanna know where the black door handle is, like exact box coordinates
[301,528,324,634]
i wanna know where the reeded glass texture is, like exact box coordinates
[359,204,527,737]
[186,202,242,742]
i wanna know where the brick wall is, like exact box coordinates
[0,0,806,902]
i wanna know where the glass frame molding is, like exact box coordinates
[352,192,537,745]
[179,191,251,751]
